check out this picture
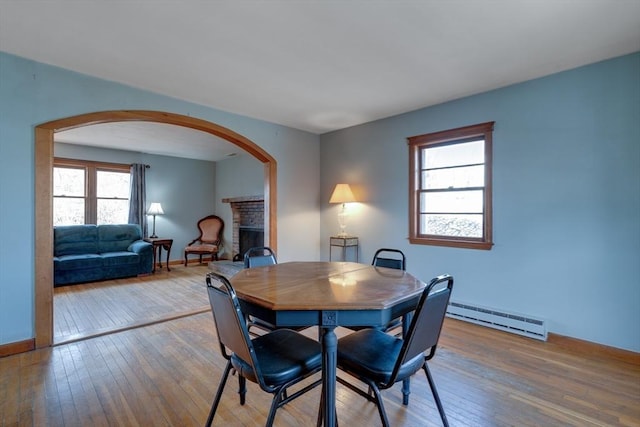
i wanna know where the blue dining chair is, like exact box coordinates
[372,248,407,334]
[243,246,277,268]
[372,248,406,271]
[205,271,322,426]
[336,274,454,427]
[242,246,282,334]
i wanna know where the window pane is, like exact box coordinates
[97,199,129,224]
[422,140,484,169]
[53,198,85,225]
[53,167,84,197]
[97,170,130,198]
[420,214,483,238]
[422,165,484,190]
[420,190,483,214]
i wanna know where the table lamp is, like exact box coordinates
[329,184,356,237]
[147,202,164,238]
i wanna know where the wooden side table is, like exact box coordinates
[145,238,173,272]
[329,236,359,262]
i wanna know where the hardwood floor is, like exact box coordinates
[53,265,212,344]
[2,266,639,426]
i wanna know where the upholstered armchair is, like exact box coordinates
[184,215,224,266]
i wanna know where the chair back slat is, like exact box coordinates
[244,247,277,268]
[392,275,453,381]
[206,273,262,379]
[372,248,406,271]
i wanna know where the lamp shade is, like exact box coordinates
[329,184,356,204]
[147,202,164,215]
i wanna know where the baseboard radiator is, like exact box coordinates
[446,300,547,341]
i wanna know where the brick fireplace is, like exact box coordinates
[222,196,264,259]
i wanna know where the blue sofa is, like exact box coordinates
[54,224,153,286]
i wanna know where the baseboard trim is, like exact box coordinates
[0,338,35,358]
[181,257,215,266]
[548,333,640,366]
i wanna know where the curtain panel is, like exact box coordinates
[128,163,147,237]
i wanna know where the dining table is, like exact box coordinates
[229,261,427,427]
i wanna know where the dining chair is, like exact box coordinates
[243,246,278,268]
[336,274,454,427]
[242,247,281,334]
[184,215,224,266]
[372,248,406,271]
[205,271,322,426]
[371,248,407,334]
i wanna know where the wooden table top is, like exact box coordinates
[230,261,426,311]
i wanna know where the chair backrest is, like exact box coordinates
[389,274,453,385]
[372,248,406,271]
[197,215,224,244]
[205,272,266,387]
[244,246,277,268]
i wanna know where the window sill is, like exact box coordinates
[409,237,493,250]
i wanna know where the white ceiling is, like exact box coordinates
[1,0,639,160]
[55,121,243,162]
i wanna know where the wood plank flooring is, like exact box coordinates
[2,265,639,426]
[53,265,211,344]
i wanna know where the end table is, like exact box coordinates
[329,236,359,262]
[145,237,173,273]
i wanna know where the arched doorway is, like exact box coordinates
[34,110,277,348]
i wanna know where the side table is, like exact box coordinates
[329,236,359,262]
[145,238,173,273]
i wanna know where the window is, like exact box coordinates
[53,158,130,226]
[408,122,494,250]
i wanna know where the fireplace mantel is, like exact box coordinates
[222,195,264,204]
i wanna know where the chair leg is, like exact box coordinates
[238,374,247,405]
[206,361,232,427]
[265,386,286,427]
[423,363,449,427]
[184,254,188,266]
[402,378,410,405]
[367,381,390,427]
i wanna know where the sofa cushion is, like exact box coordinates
[54,225,99,256]
[98,224,142,253]
[101,251,139,267]
[54,266,104,286]
[54,253,104,270]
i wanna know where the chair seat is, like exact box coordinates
[338,328,424,385]
[231,329,322,386]
[184,244,218,253]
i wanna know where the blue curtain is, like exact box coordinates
[128,164,147,237]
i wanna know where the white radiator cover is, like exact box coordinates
[446,300,547,341]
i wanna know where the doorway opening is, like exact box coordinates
[35,110,277,348]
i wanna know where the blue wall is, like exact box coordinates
[0,52,321,346]
[320,53,640,352]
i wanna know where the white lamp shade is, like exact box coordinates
[147,203,164,215]
[329,184,356,204]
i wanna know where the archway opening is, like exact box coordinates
[34,110,277,348]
